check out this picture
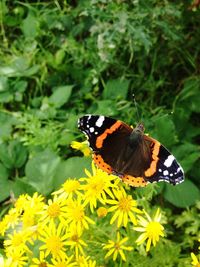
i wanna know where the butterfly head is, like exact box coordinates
[135,123,145,133]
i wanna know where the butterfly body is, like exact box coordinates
[78,115,184,187]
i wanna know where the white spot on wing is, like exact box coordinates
[163,170,169,176]
[89,127,94,133]
[95,116,105,127]
[164,155,175,167]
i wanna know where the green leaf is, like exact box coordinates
[103,79,130,100]
[177,77,200,113]
[0,140,28,169]
[11,178,36,197]
[0,163,11,202]
[0,112,17,141]
[0,76,8,92]
[25,149,61,195]
[163,179,200,207]
[53,156,91,189]
[94,100,118,116]
[49,85,73,108]
[173,143,199,172]
[0,57,39,77]
[0,163,8,180]
[0,91,13,103]
[152,116,177,146]
[21,13,38,38]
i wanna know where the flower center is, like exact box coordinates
[39,263,47,267]
[73,207,85,222]
[64,181,80,193]
[71,234,79,242]
[47,203,60,218]
[23,214,35,227]
[119,197,132,212]
[46,236,63,254]
[12,233,23,247]
[114,242,120,251]
[146,221,163,238]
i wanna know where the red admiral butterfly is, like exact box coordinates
[78,115,184,187]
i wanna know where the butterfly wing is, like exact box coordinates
[78,115,184,187]
[143,135,184,185]
[78,115,150,186]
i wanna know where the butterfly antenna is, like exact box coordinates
[132,94,141,123]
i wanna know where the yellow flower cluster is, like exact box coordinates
[0,159,165,266]
[191,239,200,266]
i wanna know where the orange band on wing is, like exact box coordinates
[96,121,122,148]
[144,141,160,177]
[93,154,112,174]
[93,154,147,187]
[123,175,147,187]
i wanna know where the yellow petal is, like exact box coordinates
[119,249,126,261]
[146,238,152,252]
[136,233,148,245]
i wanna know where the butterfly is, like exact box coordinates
[78,115,184,187]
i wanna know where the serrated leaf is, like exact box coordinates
[49,85,73,108]
[25,149,61,195]
[163,179,200,207]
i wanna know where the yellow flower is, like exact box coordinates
[71,141,91,157]
[76,256,96,267]
[53,179,82,200]
[80,162,117,212]
[107,187,142,227]
[65,226,87,259]
[39,221,68,260]
[97,207,108,218]
[0,216,10,236]
[30,251,49,267]
[191,252,200,266]
[39,195,67,226]
[49,255,77,267]
[2,208,20,229]
[26,192,45,214]
[22,211,36,230]
[0,255,10,267]
[4,230,31,253]
[65,197,95,232]
[133,208,164,252]
[14,194,29,213]
[5,249,28,267]
[103,232,133,262]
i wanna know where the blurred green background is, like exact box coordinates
[0,1,199,208]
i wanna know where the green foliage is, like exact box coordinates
[0,0,200,265]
